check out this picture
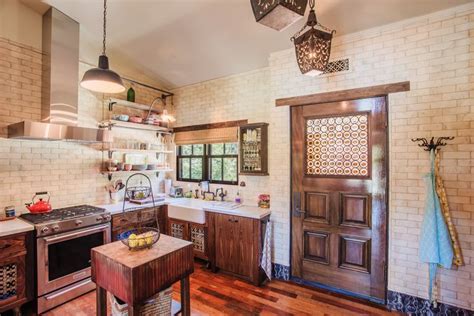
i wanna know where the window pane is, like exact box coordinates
[225,143,238,155]
[223,158,237,182]
[211,158,222,181]
[181,145,192,156]
[180,158,190,179]
[211,143,224,155]
[193,144,204,155]
[191,158,203,180]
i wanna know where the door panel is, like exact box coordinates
[291,97,388,302]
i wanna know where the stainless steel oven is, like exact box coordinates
[36,223,111,313]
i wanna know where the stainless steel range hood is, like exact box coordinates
[7,8,110,142]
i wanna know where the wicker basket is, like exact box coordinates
[110,287,173,316]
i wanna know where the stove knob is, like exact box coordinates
[41,227,49,234]
[103,215,111,221]
[96,216,102,222]
[75,220,83,226]
[52,225,60,232]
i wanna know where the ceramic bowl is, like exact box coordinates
[132,164,147,171]
[118,114,129,121]
[129,116,143,123]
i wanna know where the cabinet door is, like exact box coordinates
[235,216,255,277]
[0,256,25,311]
[189,223,207,260]
[168,218,188,240]
[215,214,238,274]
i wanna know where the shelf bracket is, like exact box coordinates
[108,173,112,181]
[108,101,116,112]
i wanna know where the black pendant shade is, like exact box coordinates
[291,5,335,76]
[81,55,125,94]
[80,0,125,94]
[251,0,308,31]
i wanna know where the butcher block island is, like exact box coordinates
[91,234,194,316]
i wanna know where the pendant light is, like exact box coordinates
[251,0,308,31]
[80,0,125,93]
[291,0,335,76]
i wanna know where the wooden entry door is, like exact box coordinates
[291,97,388,302]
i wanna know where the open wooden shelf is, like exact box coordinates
[102,148,174,154]
[102,168,173,180]
[101,119,173,134]
[109,98,160,113]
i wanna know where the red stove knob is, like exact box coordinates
[75,220,83,226]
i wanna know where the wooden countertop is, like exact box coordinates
[92,234,192,268]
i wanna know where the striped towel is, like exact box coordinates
[419,150,453,301]
[260,220,272,280]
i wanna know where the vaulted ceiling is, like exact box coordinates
[29,0,473,88]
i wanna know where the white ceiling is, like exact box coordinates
[35,0,473,88]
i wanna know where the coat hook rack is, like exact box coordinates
[411,136,455,151]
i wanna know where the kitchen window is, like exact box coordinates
[177,143,238,185]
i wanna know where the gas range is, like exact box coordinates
[20,204,111,237]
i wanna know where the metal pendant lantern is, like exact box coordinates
[80,0,125,94]
[251,0,308,31]
[291,0,335,76]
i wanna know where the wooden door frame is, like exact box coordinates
[280,81,410,304]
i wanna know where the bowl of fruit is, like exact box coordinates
[119,227,160,251]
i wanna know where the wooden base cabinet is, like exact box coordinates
[0,232,33,315]
[207,212,269,286]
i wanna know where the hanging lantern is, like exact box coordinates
[291,0,335,76]
[251,0,308,31]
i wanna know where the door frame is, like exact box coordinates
[280,82,410,304]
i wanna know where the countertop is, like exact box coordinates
[97,197,271,220]
[0,218,34,237]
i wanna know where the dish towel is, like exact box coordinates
[261,220,272,281]
[419,150,453,301]
[434,149,464,266]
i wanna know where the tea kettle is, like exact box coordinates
[26,192,52,214]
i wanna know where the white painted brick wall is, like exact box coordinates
[172,3,474,310]
[0,39,171,213]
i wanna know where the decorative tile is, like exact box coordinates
[272,263,290,281]
[387,291,474,316]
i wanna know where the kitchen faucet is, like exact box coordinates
[215,188,227,201]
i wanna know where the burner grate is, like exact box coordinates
[20,205,106,224]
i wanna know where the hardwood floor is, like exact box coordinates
[43,262,398,316]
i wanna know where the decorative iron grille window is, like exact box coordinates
[177,143,238,185]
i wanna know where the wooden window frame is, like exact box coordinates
[176,143,238,185]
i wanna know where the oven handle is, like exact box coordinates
[44,278,92,300]
[43,224,110,243]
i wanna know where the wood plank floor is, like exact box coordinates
[43,262,399,316]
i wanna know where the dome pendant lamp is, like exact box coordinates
[80,0,125,94]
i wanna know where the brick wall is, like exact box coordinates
[0,38,171,212]
[172,3,474,309]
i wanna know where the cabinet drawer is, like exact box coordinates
[0,235,26,260]
[112,212,138,228]
[139,208,156,222]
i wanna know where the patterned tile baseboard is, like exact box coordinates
[387,291,474,316]
[272,263,290,280]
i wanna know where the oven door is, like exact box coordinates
[37,223,111,296]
